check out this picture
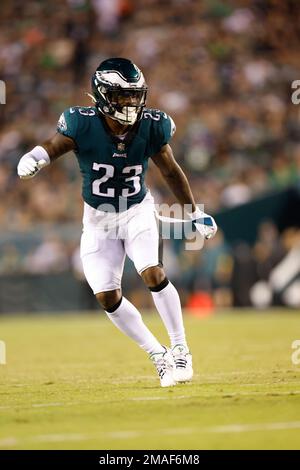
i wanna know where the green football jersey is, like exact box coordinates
[57,106,176,211]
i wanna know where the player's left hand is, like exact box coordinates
[191,210,218,240]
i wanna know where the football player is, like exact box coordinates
[17,58,217,387]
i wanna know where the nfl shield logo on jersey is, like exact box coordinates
[113,142,127,158]
[117,142,126,151]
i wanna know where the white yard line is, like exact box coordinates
[1,389,300,411]
[0,401,80,410]
[32,402,67,408]
[0,437,18,446]
[208,422,300,433]
[1,421,300,447]
[104,431,141,439]
[35,433,89,442]
[129,395,191,401]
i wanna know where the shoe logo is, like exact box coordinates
[174,346,185,353]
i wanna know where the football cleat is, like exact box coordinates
[150,347,176,387]
[172,344,193,382]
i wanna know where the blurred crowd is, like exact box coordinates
[1,0,300,309]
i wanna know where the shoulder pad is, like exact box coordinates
[142,109,176,155]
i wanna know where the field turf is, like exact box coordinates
[0,310,300,450]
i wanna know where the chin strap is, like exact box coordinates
[85,92,96,103]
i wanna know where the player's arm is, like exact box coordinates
[151,143,217,239]
[151,143,196,210]
[17,133,75,179]
[42,132,76,161]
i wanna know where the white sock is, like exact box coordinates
[151,281,187,349]
[105,297,165,355]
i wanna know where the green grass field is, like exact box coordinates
[0,310,300,450]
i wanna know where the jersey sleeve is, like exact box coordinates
[149,111,176,156]
[57,108,79,142]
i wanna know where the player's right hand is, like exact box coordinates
[17,153,47,179]
[188,208,218,240]
[192,214,218,240]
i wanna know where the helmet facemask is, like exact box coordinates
[104,87,147,125]
[91,62,148,125]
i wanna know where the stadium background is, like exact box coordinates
[1,0,300,313]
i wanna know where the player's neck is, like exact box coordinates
[104,116,130,136]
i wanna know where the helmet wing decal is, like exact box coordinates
[95,70,145,89]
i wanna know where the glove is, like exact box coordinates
[189,208,218,240]
[17,146,50,179]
